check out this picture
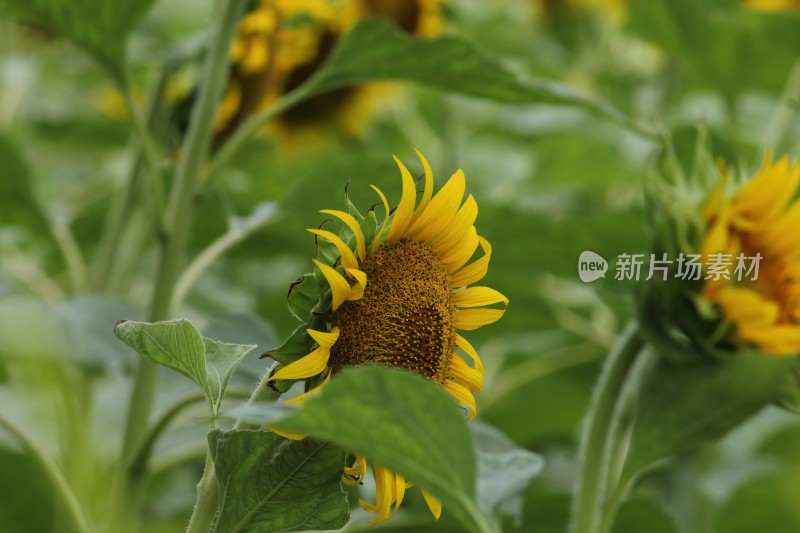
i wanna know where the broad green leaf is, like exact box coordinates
[473,422,543,519]
[0,0,157,82]
[204,338,254,407]
[716,469,800,533]
[273,366,487,532]
[209,429,349,533]
[302,19,644,133]
[114,319,255,412]
[622,351,794,482]
[775,360,800,415]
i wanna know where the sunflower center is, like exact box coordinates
[328,238,456,383]
[741,233,800,323]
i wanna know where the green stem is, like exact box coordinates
[94,67,169,290]
[569,322,644,533]
[121,78,166,222]
[186,454,220,533]
[0,415,92,533]
[49,214,88,294]
[120,0,247,474]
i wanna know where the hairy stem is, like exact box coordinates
[570,323,644,533]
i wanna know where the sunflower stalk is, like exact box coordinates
[570,322,645,533]
[114,0,247,524]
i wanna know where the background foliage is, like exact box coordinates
[1,0,799,531]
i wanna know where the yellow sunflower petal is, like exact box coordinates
[733,155,800,227]
[444,379,477,420]
[365,465,394,525]
[268,345,330,381]
[370,185,391,254]
[440,226,480,273]
[422,490,442,521]
[307,326,340,349]
[455,334,483,374]
[345,268,367,300]
[314,259,350,311]
[449,355,483,392]
[411,149,435,224]
[450,237,492,287]
[392,472,406,517]
[283,372,331,406]
[454,309,505,331]
[715,287,780,327]
[320,209,366,261]
[453,286,509,308]
[387,155,418,244]
[269,427,306,440]
[409,169,466,242]
[430,194,478,256]
[308,228,359,271]
[699,205,734,258]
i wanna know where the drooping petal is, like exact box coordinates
[268,345,330,381]
[308,228,359,271]
[451,237,492,287]
[269,427,306,440]
[370,185,391,254]
[387,156,417,243]
[283,372,331,406]
[409,169,466,242]
[453,286,509,308]
[346,268,367,300]
[449,355,484,392]
[455,334,483,374]
[444,379,477,420]
[454,309,506,331]
[307,326,340,349]
[314,259,351,311]
[421,490,442,521]
[321,209,366,261]
[343,453,367,486]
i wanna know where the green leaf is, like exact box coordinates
[0,136,48,235]
[0,0,157,82]
[623,351,794,481]
[716,469,800,533]
[302,18,646,134]
[272,366,489,533]
[114,319,255,413]
[473,422,542,518]
[209,429,349,533]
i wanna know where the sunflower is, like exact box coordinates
[269,150,507,523]
[212,0,444,148]
[744,0,800,11]
[701,153,800,355]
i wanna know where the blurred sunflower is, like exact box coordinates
[744,0,800,11]
[701,153,800,354]
[269,150,506,523]
[213,0,443,148]
[533,0,628,24]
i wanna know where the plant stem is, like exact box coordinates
[185,454,220,533]
[0,415,92,533]
[569,322,644,533]
[120,0,247,473]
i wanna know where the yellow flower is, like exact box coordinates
[271,150,507,523]
[744,0,800,11]
[701,153,800,354]
[213,0,444,148]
